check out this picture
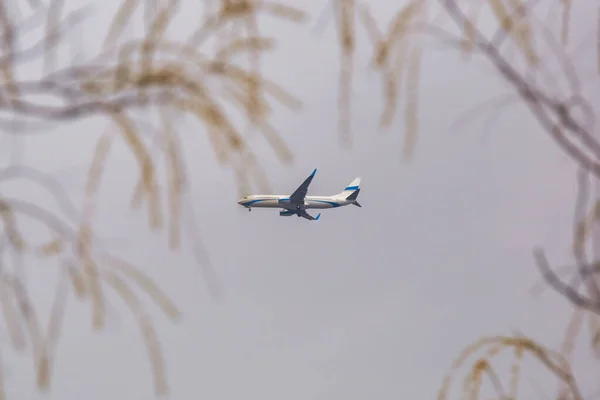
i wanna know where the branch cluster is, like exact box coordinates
[0,0,308,397]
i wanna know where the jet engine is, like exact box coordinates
[279,209,295,216]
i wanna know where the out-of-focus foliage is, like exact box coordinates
[439,335,584,400]
[0,0,307,397]
[321,0,600,398]
[2,0,600,399]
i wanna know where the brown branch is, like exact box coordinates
[0,165,81,223]
[488,0,542,50]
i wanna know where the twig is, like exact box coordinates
[533,248,600,316]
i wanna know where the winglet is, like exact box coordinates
[315,213,321,221]
[310,168,317,177]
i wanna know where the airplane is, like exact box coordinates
[237,169,361,221]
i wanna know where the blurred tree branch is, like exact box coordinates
[0,0,308,397]
[330,0,600,398]
[3,0,599,398]
[533,249,600,317]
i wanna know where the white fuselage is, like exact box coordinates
[238,194,351,210]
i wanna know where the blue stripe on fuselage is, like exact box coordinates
[242,199,340,207]
[313,200,340,207]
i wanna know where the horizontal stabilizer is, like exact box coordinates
[345,188,360,201]
[352,201,362,208]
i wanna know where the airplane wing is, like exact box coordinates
[289,169,317,205]
[298,210,321,221]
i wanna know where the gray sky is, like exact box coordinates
[2,0,599,399]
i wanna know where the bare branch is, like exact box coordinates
[533,248,600,316]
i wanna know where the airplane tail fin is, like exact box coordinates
[340,178,362,207]
[339,177,360,196]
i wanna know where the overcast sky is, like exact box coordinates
[2,0,599,399]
